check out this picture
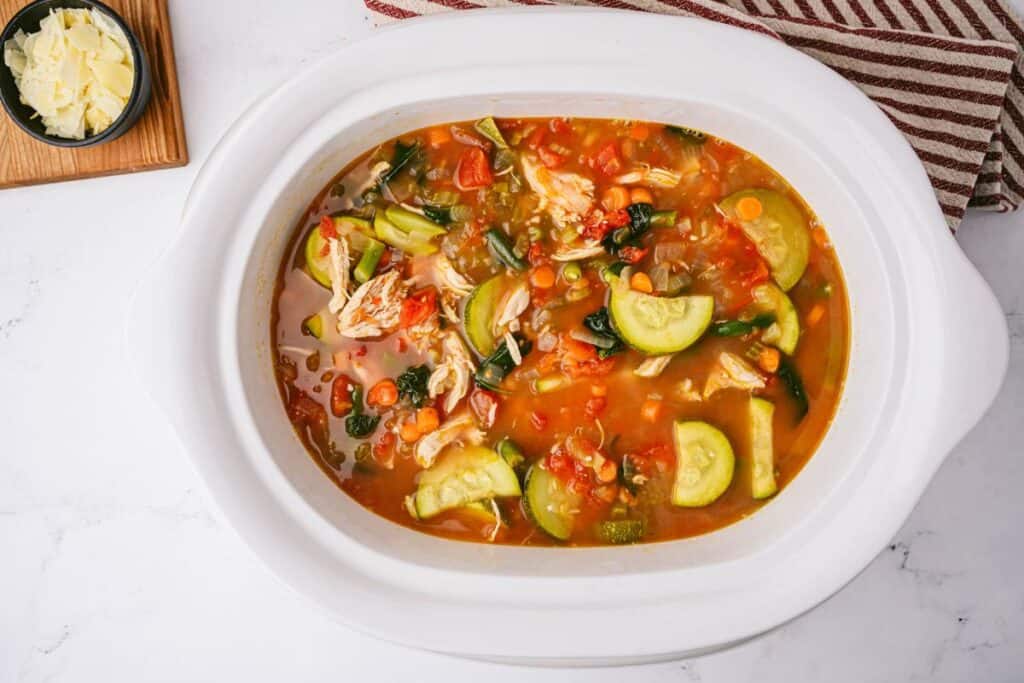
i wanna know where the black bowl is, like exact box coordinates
[0,0,151,147]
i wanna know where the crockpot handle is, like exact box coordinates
[930,243,1009,457]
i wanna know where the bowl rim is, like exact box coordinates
[126,7,1008,663]
[0,0,147,148]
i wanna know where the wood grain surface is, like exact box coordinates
[0,0,188,189]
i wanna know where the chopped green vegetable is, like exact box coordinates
[385,205,447,237]
[777,357,809,419]
[474,116,509,149]
[620,455,642,495]
[475,334,532,390]
[379,140,421,187]
[353,238,385,284]
[524,465,580,541]
[711,314,775,337]
[396,365,431,408]
[671,421,735,507]
[344,385,380,439]
[302,314,324,339]
[562,262,582,282]
[535,375,571,393]
[422,205,452,225]
[374,214,438,255]
[595,519,646,544]
[651,209,677,227]
[607,277,714,355]
[484,228,528,271]
[413,446,521,518]
[666,125,707,144]
[602,203,654,256]
[496,438,526,472]
[582,307,626,359]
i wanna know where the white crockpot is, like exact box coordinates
[127,9,1008,665]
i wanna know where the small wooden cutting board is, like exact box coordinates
[0,0,187,189]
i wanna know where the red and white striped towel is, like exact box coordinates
[365,0,1024,229]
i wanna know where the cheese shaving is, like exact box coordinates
[3,8,134,140]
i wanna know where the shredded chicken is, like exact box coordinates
[353,160,391,196]
[675,378,702,402]
[521,154,594,228]
[428,331,476,413]
[494,281,530,332]
[703,352,766,399]
[503,330,522,365]
[413,411,485,468]
[434,254,474,323]
[614,165,684,189]
[635,355,674,378]
[326,236,350,314]
[551,242,605,262]
[337,270,408,338]
[406,312,440,353]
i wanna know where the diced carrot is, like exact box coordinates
[736,196,763,221]
[366,379,399,407]
[590,383,608,397]
[399,421,421,443]
[640,398,662,423]
[530,265,556,289]
[415,407,440,433]
[630,187,654,205]
[757,347,781,374]
[427,127,452,148]
[630,271,654,293]
[807,303,826,326]
[597,458,618,483]
[601,185,631,211]
[629,123,650,141]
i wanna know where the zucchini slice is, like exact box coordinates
[384,205,448,238]
[303,228,333,288]
[751,283,800,355]
[608,276,714,355]
[374,214,439,255]
[474,116,509,149]
[671,421,735,507]
[719,189,810,291]
[412,445,521,519]
[524,465,581,541]
[463,274,506,356]
[750,398,777,499]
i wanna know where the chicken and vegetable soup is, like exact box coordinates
[272,117,849,546]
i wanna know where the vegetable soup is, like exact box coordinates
[271,117,849,546]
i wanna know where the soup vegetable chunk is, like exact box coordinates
[271,117,849,546]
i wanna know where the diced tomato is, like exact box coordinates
[581,208,629,242]
[592,141,622,176]
[318,215,337,240]
[469,388,499,428]
[585,396,607,419]
[399,288,438,328]
[356,345,368,357]
[373,431,395,462]
[526,125,547,150]
[456,147,493,190]
[549,118,572,135]
[330,374,356,417]
[618,246,649,264]
[558,336,617,378]
[527,243,548,267]
[537,145,566,169]
[530,411,549,431]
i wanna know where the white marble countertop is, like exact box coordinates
[1,1,1021,680]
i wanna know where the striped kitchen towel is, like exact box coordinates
[364,0,1024,230]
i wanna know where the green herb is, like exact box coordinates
[475,334,532,390]
[344,385,380,438]
[583,307,626,359]
[665,125,707,144]
[396,365,431,408]
[379,140,421,188]
[620,455,642,494]
[422,205,452,226]
[711,314,776,337]
[777,357,809,420]
[484,228,528,271]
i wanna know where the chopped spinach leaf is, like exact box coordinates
[422,205,453,226]
[583,307,626,358]
[397,365,431,408]
[344,385,380,438]
[777,357,809,420]
[602,203,654,256]
[475,334,532,390]
[379,140,421,188]
[665,125,707,144]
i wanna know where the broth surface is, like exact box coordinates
[271,117,849,546]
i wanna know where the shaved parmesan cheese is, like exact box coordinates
[3,8,134,140]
